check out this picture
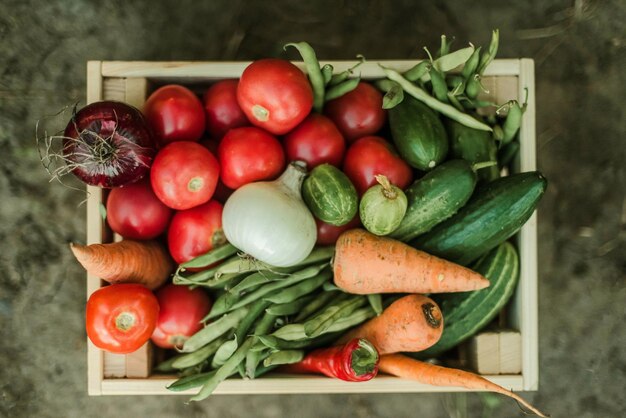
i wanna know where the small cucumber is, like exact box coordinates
[445,118,499,182]
[359,175,407,236]
[412,171,547,266]
[390,159,477,243]
[302,164,358,226]
[414,242,520,358]
[389,95,448,171]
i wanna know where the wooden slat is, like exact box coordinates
[466,331,522,375]
[85,61,104,396]
[102,78,126,101]
[103,352,126,378]
[100,374,525,396]
[100,59,521,79]
[126,342,153,378]
[124,77,149,109]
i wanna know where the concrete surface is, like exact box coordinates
[1,0,624,417]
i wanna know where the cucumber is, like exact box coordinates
[389,95,448,171]
[445,118,499,182]
[412,171,547,266]
[359,175,407,236]
[390,159,477,243]
[302,164,358,226]
[413,242,520,359]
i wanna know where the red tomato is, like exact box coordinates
[343,136,413,195]
[315,214,361,246]
[106,179,173,240]
[203,79,249,139]
[284,114,346,168]
[143,85,205,146]
[167,200,226,265]
[218,127,285,189]
[151,141,220,210]
[151,284,212,349]
[237,59,313,135]
[325,82,386,142]
[86,284,159,354]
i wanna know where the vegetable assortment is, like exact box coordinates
[50,31,547,414]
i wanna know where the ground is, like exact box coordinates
[0,0,624,417]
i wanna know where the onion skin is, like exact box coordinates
[63,101,156,188]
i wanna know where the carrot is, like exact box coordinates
[70,240,174,290]
[333,229,489,294]
[338,294,443,354]
[379,354,548,417]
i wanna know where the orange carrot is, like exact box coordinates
[379,354,548,417]
[333,229,489,294]
[338,294,443,354]
[70,240,174,290]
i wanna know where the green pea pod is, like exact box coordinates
[382,66,492,132]
[366,294,383,316]
[166,370,218,392]
[294,290,338,322]
[324,76,360,102]
[434,46,475,73]
[375,79,404,109]
[171,336,229,369]
[263,270,331,304]
[190,337,254,401]
[462,46,482,80]
[321,64,334,85]
[502,100,524,144]
[265,294,317,316]
[429,67,449,103]
[403,61,431,82]
[211,336,239,368]
[284,42,325,113]
[263,350,305,367]
[477,29,499,75]
[183,308,249,352]
[180,243,238,270]
[303,296,367,338]
[498,140,520,169]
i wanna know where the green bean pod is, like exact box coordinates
[211,336,239,368]
[154,356,181,373]
[265,294,317,316]
[502,100,524,143]
[429,67,449,103]
[172,336,229,369]
[303,296,367,338]
[284,42,325,113]
[263,350,305,367]
[245,312,277,378]
[477,29,500,75]
[293,291,338,322]
[375,79,405,109]
[433,46,475,73]
[180,243,238,270]
[183,308,249,352]
[465,74,481,99]
[403,61,431,82]
[462,46,482,80]
[498,140,520,168]
[166,370,218,392]
[235,299,272,342]
[257,332,341,351]
[324,76,360,102]
[366,294,383,316]
[321,64,334,85]
[263,270,331,304]
[382,66,492,132]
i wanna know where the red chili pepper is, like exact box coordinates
[281,338,379,382]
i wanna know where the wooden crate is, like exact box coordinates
[85,59,538,395]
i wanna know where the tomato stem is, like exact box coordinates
[115,312,136,332]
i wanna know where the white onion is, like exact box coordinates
[222,162,317,267]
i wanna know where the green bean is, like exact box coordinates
[213,254,272,277]
[166,370,218,392]
[433,46,475,73]
[211,336,239,368]
[438,34,450,57]
[324,76,360,101]
[304,296,366,337]
[180,243,238,270]
[207,264,328,319]
[465,73,481,99]
[498,140,520,169]
[263,270,331,304]
[254,363,279,378]
[284,42,325,113]
[237,361,247,378]
[493,124,504,142]
[366,294,383,316]
[263,350,304,367]
[294,290,338,322]
[183,307,249,352]
[190,337,254,401]
[429,67,449,103]
[235,299,271,342]
[375,79,404,109]
[381,66,492,132]
[228,270,293,296]
[325,306,376,332]
[300,245,336,265]
[462,46,482,80]
[258,331,341,351]
[321,64,334,85]
[182,272,242,289]
[172,336,229,369]
[265,294,316,316]
[328,56,365,86]
[322,282,343,292]
[447,92,465,112]
[403,61,430,82]
[270,323,306,341]
[153,356,181,373]
[477,29,499,75]
[502,100,524,144]
[246,312,277,378]
[179,361,207,377]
